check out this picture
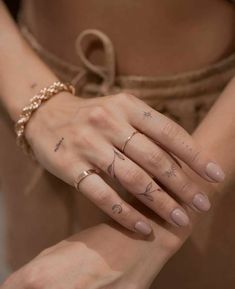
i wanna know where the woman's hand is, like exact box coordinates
[1,223,174,289]
[25,91,224,235]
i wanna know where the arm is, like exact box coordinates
[0,0,223,233]
[0,1,230,288]
[0,0,58,121]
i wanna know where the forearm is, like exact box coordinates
[0,0,58,121]
[192,78,235,194]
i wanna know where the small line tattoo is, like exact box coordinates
[112,204,123,214]
[54,137,64,152]
[138,181,156,201]
[143,111,153,119]
[107,149,125,179]
[30,83,37,89]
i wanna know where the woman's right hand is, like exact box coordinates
[25,91,225,235]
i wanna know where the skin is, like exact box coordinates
[1,223,179,289]
[0,1,223,234]
[21,0,235,76]
[3,79,235,288]
[1,0,235,288]
[23,90,222,233]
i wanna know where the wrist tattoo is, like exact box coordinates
[138,181,156,201]
[107,149,125,179]
[112,204,123,214]
[54,137,64,152]
[30,82,37,89]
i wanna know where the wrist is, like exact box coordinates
[0,2,59,122]
[24,92,75,145]
[95,222,173,286]
[100,218,182,280]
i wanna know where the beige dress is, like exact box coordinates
[0,16,235,289]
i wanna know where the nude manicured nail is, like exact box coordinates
[206,162,225,182]
[192,193,211,212]
[171,208,189,227]
[135,221,152,235]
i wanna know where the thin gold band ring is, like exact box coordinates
[121,130,140,153]
[74,168,100,192]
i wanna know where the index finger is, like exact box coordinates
[122,93,225,182]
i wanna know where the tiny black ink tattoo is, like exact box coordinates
[30,83,37,89]
[54,137,64,152]
[143,111,153,119]
[107,149,125,179]
[138,181,156,201]
[112,204,123,214]
[164,163,177,178]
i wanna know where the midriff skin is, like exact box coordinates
[21,0,235,77]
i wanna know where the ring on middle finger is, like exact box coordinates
[121,130,140,153]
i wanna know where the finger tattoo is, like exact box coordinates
[107,149,125,179]
[143,111,153,119]
[112,204,123,214]
[138,181,156,201]
[164,163,177,178]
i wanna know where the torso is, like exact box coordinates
[21,0,235,76]
[16,2,235,289]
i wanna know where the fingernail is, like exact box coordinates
[192,193,211,212]
[171,208,189,227]
[206,162,225,182]
[135,221,152,235]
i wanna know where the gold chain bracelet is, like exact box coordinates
[15,81,75,157]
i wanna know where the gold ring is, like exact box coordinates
[74,168,100,192]
[121,130,139,153]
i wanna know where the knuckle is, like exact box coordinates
[161,121,180,139]
[157,197,170,213]
[179,182,192,196]
[94,188,110,206]
[190,150,201,163]
[87,105,118,130]
[160,233,183,254]
[22,266,47,289]
[118,206,132,222]
[147,149,164,166]
[37,247,53,258]
[116,92,137,103]
[76,127,94,148]
[123,167,145,185]
[87,106,109,124]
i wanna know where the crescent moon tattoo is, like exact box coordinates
[112,204,123,214]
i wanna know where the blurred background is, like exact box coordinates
[1,0,20,283]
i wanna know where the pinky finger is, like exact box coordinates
[76,172,153,236]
